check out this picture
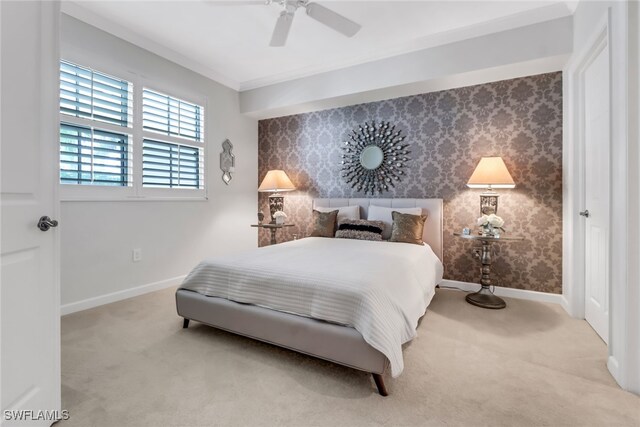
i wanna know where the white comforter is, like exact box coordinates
[179,237,443,377]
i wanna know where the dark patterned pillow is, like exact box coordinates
[389,211,427,245]
[310,209,339,238]
[335,219,385,241]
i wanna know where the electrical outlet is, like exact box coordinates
[132,248,142,262]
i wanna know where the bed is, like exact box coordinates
[175,198,443,395]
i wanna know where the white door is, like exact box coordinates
[583,42,610,343]
[1,2,61,426]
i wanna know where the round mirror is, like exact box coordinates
[341,120,409,195]
[359,145,384,170]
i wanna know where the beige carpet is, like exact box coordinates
[60,287,640,427]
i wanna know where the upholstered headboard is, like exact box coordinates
[312,198,444,261]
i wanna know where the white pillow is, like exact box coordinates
[367,205,422,239]
[314,205,360,223]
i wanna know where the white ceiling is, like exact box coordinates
[62,1,577,91]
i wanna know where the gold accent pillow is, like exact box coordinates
[389,211,427,245]
[310,209,339,238]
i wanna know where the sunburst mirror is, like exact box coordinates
[341,121,410,195]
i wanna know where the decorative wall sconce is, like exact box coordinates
[467,157,515,215]
[220,139,235,185]
[341,121,410,195]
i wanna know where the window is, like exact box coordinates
[142,89,204,141]
[59,60,206,199]
[142,140,201,188]
[59,61,133,187]
[141,88,204,189]
[60,61,132,127]
[60,124,131,186]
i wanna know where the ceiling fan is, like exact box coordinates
[207,0,362,47]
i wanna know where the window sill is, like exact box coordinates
[59,184,207,202]
[60,196,208,202]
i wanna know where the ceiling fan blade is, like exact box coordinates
[305,2,361,38]
[270,11,294,47]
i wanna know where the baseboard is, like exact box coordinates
[61,274,186,316]
[62,276,561,315]
[439,279,563,305]
[607,355,622,386]
[560,295,572,315]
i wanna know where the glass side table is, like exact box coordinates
[251,223,294,245]
[453,233,525,309]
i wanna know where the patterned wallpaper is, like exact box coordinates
[258,72,562,293]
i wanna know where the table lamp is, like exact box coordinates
[258,170,296,223]
[467,157,515,215]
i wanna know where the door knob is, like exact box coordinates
[37,216,58,231]
[579,210,590,218]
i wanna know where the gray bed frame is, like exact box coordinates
[175,198,444,396]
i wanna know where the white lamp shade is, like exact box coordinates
[467,157,515,189]
[258,170,296,192]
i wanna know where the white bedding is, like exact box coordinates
[179,237,443,377]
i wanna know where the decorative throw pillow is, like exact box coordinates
[314,205,360,222]
[335,219,385,241]
[310,209,339,238]
[367,205,422,239]
[389,211,427,245]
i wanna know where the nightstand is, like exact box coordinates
[453,233,524,309]
[251,223,294,245]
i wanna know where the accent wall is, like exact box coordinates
[258,72,562,294]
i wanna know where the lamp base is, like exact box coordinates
[465,286,506,309]
[268,194,284,224]
[480,192,499,215]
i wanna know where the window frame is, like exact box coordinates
[138,83,206,198]
[59,59,208,202]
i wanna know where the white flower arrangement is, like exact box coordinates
[477,214,505,236]
[477,214,505,228]
[274,210,287,224]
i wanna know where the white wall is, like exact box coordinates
[240,16,572,119]
[568,0,640,394]
[60,15,258,312]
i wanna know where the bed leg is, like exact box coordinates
[372,373,388,396]
[182,318,190,329]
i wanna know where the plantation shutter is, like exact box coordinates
[141,88,205,189]
[59,61,133,186]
